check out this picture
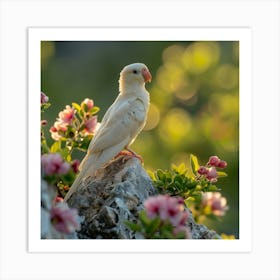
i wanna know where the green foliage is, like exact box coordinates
[41,102,51,112]
[149,155,222,200]
[125,211,186,239]
[148,154,228,222]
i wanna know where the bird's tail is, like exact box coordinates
[64,153,99,202]
[63,166,89,202]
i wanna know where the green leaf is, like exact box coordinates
[139,211,150,227]
[41,140,50,154]
[147,170,156,181]
[145,217,161,235]
[72,102,81,112]
[41,103,51,112]
[156,169,166,182]
[59,148,72,161]
[125,221,142,232]
[50,141,61,153]
[61,172,75,184]
[207,185,218,191]
[174,230,187,239]
[217,171,227,178]
[190,154,200,174]
[185,196,195,207]
[177,162,187,174]
[90,106,100,115]
[173,175,183,185]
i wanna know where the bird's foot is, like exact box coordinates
[116,149,143,164]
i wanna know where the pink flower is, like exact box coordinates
[50,203,81,234]
[82,98,94,110]
[206,167,218,183]
[84,116,98,134]
[41,153,70,176]
[144,195,188,228]
[49,120,69,140]
[58,105,75,124]
[201,192,229,216]
[144,196,161,219]
[41,92,49,104]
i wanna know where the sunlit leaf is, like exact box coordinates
[90,106,100,115]
[176,162,187,174]
[207,185,218,191]
[190,154,200,174]
[72,102,81,112]
[217,171,227,178]
[147,170,156,181]
[50,141,61,153]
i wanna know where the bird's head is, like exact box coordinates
[119,63,152,92]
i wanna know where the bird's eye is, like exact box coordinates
[132,70,138,74]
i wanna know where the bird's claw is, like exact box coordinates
[116,150,143,164]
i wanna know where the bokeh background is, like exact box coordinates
[41,41,239,237]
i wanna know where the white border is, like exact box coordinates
[1,1,279,279]
[28,27,252,253]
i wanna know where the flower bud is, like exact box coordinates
[197,166,208,175]
[217,160,227,169]
[208,156,220,167]
[82,98,94,110]
[41,120,48,126]
[41,92,49,104]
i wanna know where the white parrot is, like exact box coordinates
[64,63,152,202]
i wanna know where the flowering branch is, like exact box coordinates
[148,154,229,224]
[41,92,100,197]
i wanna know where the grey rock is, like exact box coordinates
[67,156,156,239]
[67,156,221,239]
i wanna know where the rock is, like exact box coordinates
[67,156,156,239]
[66,155,221,239]
[187,212,221,239]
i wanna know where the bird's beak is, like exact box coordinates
[142,68,152,83]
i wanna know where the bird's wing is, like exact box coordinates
[88,96,147,155]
